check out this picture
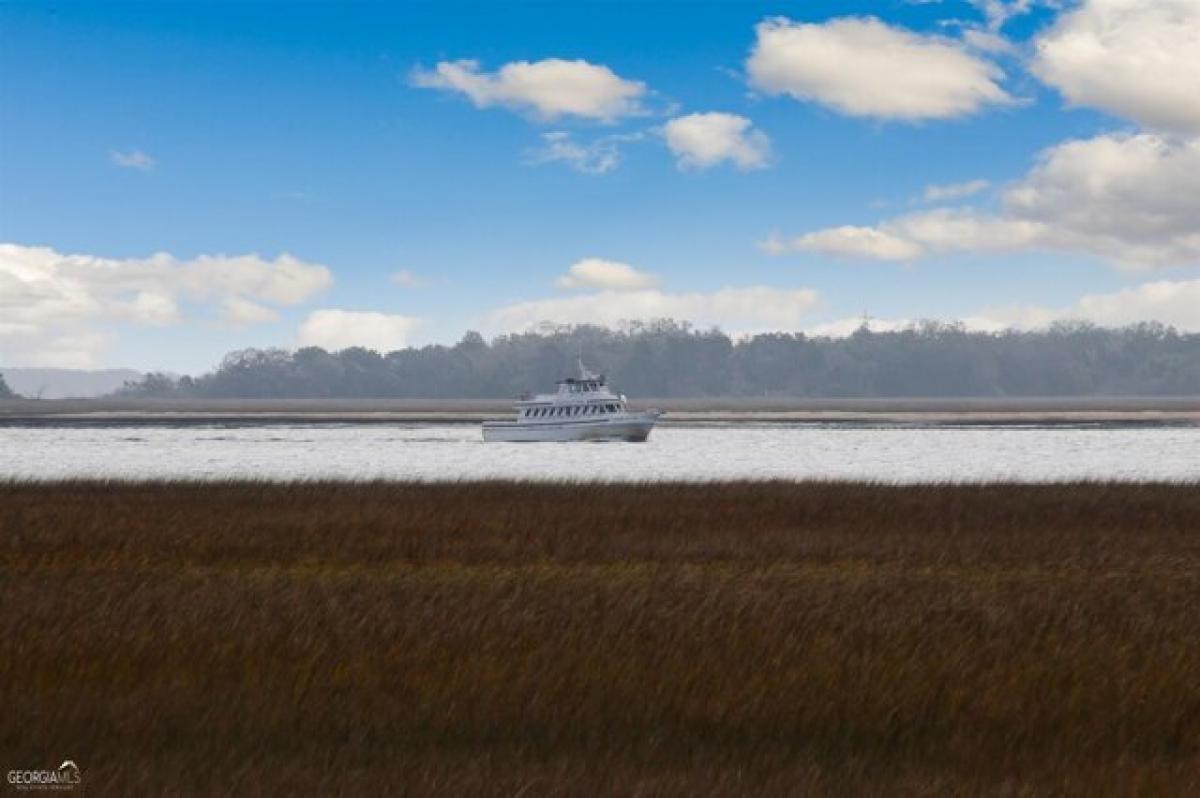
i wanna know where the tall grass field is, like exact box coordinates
[2,481,1198,795]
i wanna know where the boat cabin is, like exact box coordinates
[556,376,606,394]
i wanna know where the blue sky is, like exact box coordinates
[2,0,1198,372]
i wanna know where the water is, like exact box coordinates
[1,422,1197,482]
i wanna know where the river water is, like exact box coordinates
[1,422,1197,482]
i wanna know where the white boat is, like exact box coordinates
[482,362,662,443]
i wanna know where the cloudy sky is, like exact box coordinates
[2,0,1198,371]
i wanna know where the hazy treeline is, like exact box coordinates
[0,374,15,399]
[117,319,1200,398]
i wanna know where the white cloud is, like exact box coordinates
[961,28,1018,54]
[771,225,928,261]
[525,130,632,175]
[971,0,1034,31]
[1033,0,1200,134]
[1069,279,1200,329]
[977,278,1200,331]
[923,178,990,202]
[807,277,1200,337]
[390,270,426,288]
[1001,133,1200,267]
[296,309,420,352]
[0,243,331,367]
[487,286,821,335]
[746,16,1012,120]
[110,150,156,171]
[556,258,659,291]
[770,133,1200,269]
[411,58,647,122]
[662,112,771,171]
[121,291,180,326]
[805,315,915,337]
[221,296,280,326]
[181,253,333,305]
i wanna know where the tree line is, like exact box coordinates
[114,319,1200,398]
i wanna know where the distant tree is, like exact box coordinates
[100,320,1200,399]
[0,373,18,399]
[114,372,179,398]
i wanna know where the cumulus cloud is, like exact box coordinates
[766,226,928,261]
[806,277,1200,337]
[974,278,1200,332]
[804,315,915,337]
[221,296,281,326]
[1033,0,1200,134]
[556,258,659,291]
[662,112,771,171]
[110,150,156,171]
[296,309,420,352]
[487,286,821,335]
[961,28,1018,55]
[411,58,647,122]
[770,133,1200,269]
[746,16,1012,120]
[971,0,1034,31]
[390,270,426,288]
[0,243,331,367]
[1060,278,1200,329]
[923,178,990,202]
[525,130,635,175]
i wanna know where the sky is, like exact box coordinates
[2,0,1199,373]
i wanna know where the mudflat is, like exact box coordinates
[1,395,1197,425]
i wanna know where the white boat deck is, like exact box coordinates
[482,364,661,442]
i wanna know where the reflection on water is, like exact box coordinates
[2,422,1197,482]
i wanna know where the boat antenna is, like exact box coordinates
[577,346,598,381]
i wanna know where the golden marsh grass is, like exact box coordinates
[2,481,1198,795]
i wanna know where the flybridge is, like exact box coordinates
[556,376,606,391]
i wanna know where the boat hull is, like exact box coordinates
[482,412,660,443]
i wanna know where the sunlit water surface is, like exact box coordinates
[2,423,1197,482]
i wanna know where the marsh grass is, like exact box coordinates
[2,481,1198,795]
